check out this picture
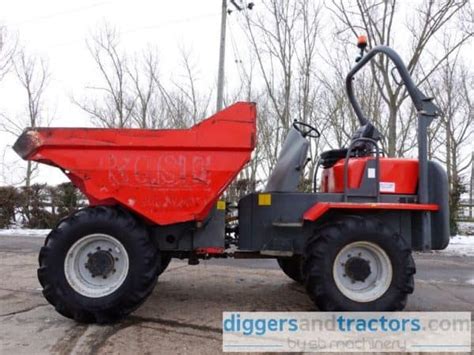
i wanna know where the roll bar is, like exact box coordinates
[345,44,441,250]
[345,45,440,126]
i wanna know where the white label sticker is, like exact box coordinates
[367,168,376,179]
[379,182,396,193]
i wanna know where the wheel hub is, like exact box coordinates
[333,241,393,303]
[344,256,371,282]
[64,233,129,298]
[85,250,115,278]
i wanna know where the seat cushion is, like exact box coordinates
[319,148,348,168]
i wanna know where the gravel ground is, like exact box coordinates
[0,235,472,354]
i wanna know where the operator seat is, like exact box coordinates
[319,122,381,168]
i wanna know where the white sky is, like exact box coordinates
[0,0,250,185]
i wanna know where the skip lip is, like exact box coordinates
[13,128,41,160]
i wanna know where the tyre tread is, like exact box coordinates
[303,215,415,311]
[38,206,159,324]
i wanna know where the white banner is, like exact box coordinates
[222,312,471,352]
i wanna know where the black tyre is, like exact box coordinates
[38,206,160,323]
[158,254,172,275]
[277,256,304,283]
[303,215,415,311]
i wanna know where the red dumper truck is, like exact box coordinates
[13,41,448,323]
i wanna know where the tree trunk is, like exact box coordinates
[387,106,397,157]
[470,152,473,219]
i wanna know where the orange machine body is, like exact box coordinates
[320,157,419,194]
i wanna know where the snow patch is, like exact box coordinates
[439,235,474,257]
[458,221,474,235]
[0,229,50,238]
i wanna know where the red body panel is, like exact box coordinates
[303,202,439,221]
[320,157,419,194]
[14,102,257,225]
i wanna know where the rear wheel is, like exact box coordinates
[303,215,415,311]
[277,256,304,283]
[158,254,172,275]
[38,206,160,323]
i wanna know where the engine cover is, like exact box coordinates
[320,157,418,194]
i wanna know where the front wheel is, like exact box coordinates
[38,206,160,323]
[303,215,415,311]
[277,256,304,283]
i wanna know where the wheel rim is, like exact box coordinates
[64,233,129,298]
[332,241,392,303]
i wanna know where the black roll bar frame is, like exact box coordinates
[345,45,440,250]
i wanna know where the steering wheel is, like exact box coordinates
[292,120,320,138]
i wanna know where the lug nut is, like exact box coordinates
[96,246,101,250]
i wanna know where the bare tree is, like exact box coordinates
[74,24,135,128]
[243,0,299,130]
[328,0,472,157]
[128,48,161,128]
[242,0,324,182]
[172,48,211,125]
[426,47,473,232]
[0,48,50,211]
[153,48,212,129]
[0,26,16,82]
[316,44,365,148]
[294,0,324,181]
[15,52,49,188]
[0,25,17,182]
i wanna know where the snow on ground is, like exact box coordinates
[458,221,474,235]
[438,235,474,257]
[0,229,51,237]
